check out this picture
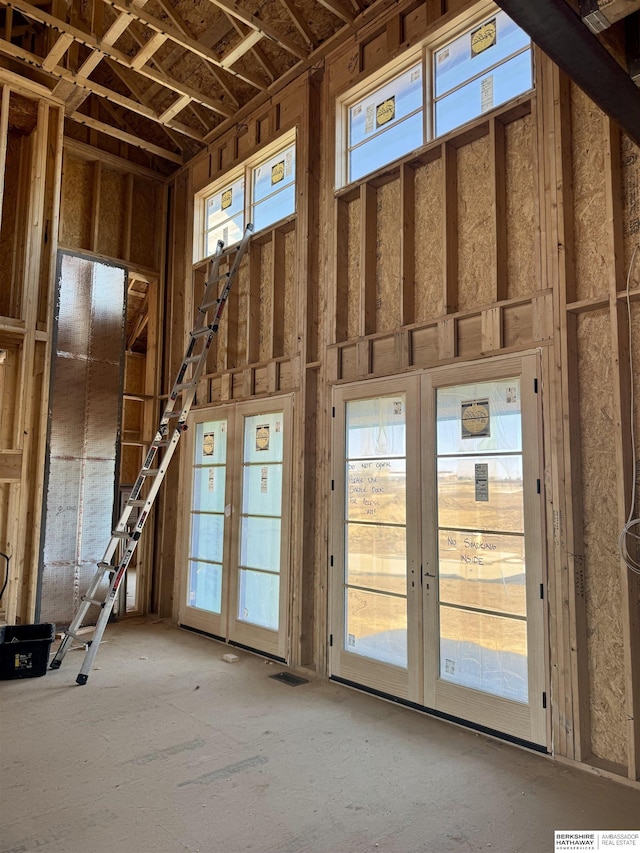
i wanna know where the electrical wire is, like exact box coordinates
[618,243,640,576]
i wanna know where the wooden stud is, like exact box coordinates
[335,197,349,344]
[481,305,502,352]
[438,315,456,360]
[246,241,261,364]
[90,160,101,254]
[0,85,9,233]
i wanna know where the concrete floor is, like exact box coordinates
[1,619,638,853]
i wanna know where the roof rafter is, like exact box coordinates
[206,0,308,59]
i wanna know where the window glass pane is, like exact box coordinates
[346,396,406,458]
[349,112,423,183]
[188,560,222,613]
[242,463,283,516]
[243,412,284,463]
[192,466,226,513]
[437,455,524,533]
[190,513,224,563]
[434,12,530,98]
[347,459,406,524]
[240,515,282,571]
[251,184,295,232]
[206,176,244,226]
[252,143,296,205]
[346,523,406,595]
[238,569,279,630]
[435,50,532,137]
[349,63,422,147]
[438,529,526,616]
[205,212,244,256]
[346,588,407,668]
[436,378,521,455]
[194,421,227,465]
[440,606,528,703]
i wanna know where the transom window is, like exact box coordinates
[195,133,296,261]
[337,9,533,186]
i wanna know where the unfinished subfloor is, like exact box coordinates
[1,619,639,853]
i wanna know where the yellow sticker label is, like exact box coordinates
[471,20,497,56]
[271,161,285,185]
[256,424,270,451]
[221,188,232,210]
[376,96,395,128]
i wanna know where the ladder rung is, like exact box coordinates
[81,597,104,607]
[129,499,147,507]
[184,355,202,364]
[153,440,171,447]
[191,325,213,338]
[198,300,220,312]
[173,382,193,392]
[111,531,130,540]
[141,468,159,476]
[66,629,93,641]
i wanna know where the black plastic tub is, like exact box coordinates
[0,623,56,679]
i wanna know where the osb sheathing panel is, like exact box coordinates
[376,180,401,333]
[0,134,23,317]
[61,155,93,250]
[577,309,627,767]
[456,136,494,312]
[347,197,361,340]
[283,228,296,356]
[414,158,443,321]
[621,134,640,276]
[505,114,537,299]
[131,177,159,270]
[571,86,609,302]
[259,240,273,363]
[124,353,145,395]
[121,446,142,484]
[97,168,126,260]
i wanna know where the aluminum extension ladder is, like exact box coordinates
[50,224,254,684]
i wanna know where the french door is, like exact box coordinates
[179,396,292,661]
[330,355,547,746]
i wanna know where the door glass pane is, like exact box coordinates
[187,418,227,615]
[238,411,285,631]
[238,569,279,630]
[346,588,407,667]
[188,560,222,613]
[438,530,525,617]
[436,379,528,703]
[343,394,408,668]
[439,606,528,703]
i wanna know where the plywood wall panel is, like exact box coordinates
[571,86,609,303]
[284,227,296,355]
[414,158,444,321]
[376,180,401,333]
[505,114,537,299]
[60,155,93,250]
[456,136,494,312]
[577,309,627,768]
[97,168,126,259]
[347,197,361,340]
[236,254,249,367]
[130,177,158,269]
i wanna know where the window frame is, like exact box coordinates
[194,129,297,263]
[335,1,533,189]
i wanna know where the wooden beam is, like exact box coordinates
[0,450,22,482]
[41,31,73,72]
[206,0,307,59]
[491,116,508,302]
[130,31,167,70]
[442,142,458,314]
[69,112,183,164]
[278,0,316,47]
[317,0,355,25]
[158,93,191,124]
[360,182,377,337]
[400,162,415,326]
[219,28,263,68]
[0,85,9,234]
[100,0,267,90]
